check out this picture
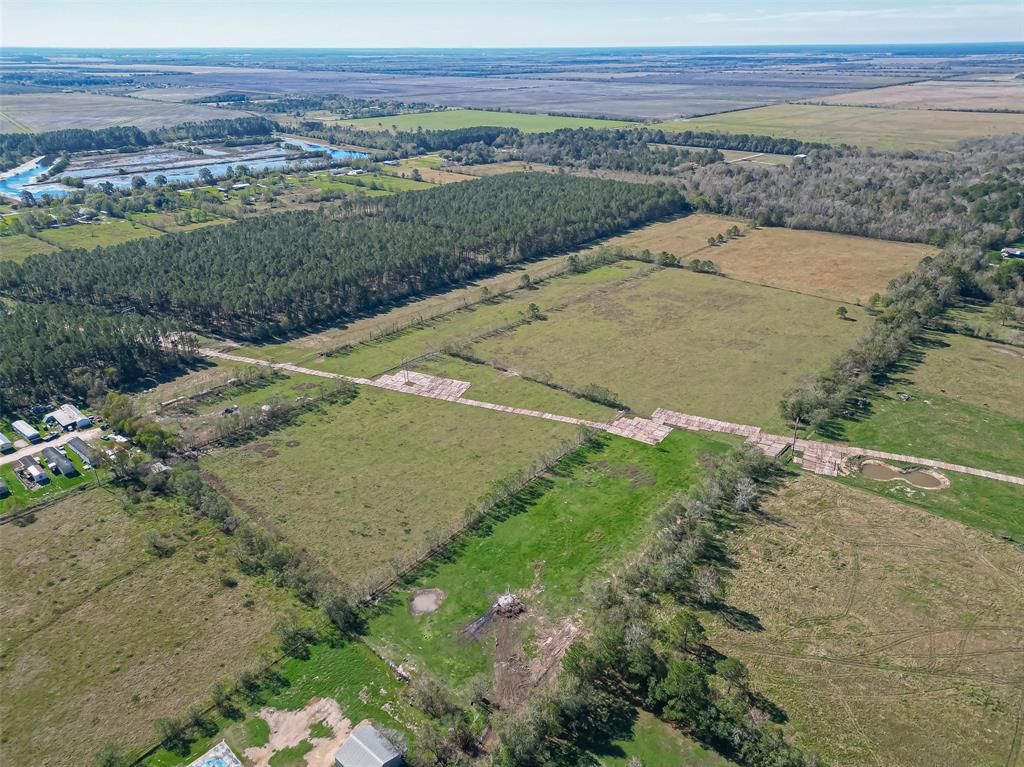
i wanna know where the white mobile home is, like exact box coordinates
[11,420,40,443]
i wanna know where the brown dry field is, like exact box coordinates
[0,92,251,132]
[709,475,1024,767]
[452,161,563,177]
[607,215,935,303]
[0,489,290,764]
[816,78,1024,111]
[392,166,474,184]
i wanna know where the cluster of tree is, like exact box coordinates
[186,91,250,103]
[690,134,1024,247]
[0,302,195,408]
[1,174,687,339]
[0,116,277,170]
[494,447,817,767]
[248,93,439,119]
[654,129,826,155]
[297,123,515,157]
[500,128,723,174]
[779,246,987,431]
[706,225,744,246]
[0,71,131,88]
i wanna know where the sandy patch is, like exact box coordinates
[988,344,1023,358]
[245,698,352,767]
[410,587,445,615]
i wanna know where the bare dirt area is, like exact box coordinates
[814,78,1024,112]
[245,698,352,767]
[491,611,581,709]
[708,474,1024,767]
[410,587,446,615]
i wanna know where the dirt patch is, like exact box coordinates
[492,613,580,709]
[245,698,352,767]
[410,587,446,615]
[988,344,1023,358]
[246,442,279,458]
[859,458,949,490]
[292,382,318,390]
[285,440,302,448]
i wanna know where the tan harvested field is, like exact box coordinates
[815,78,1024,112]
[470,267,866,429]
[0,92,251,132]
[610,217,936,302]
[0,489,291,765]
[708,475,1024,767]
[202,385,590,592]
[655,104,1024,150]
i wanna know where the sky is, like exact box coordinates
[2,0,1022,49]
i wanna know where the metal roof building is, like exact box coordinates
[42,446,77,477]
[11,420,40,442]
[335,723,404,767]
[0,432,12,453]
[44,404,92,431]
[67,436,97,467]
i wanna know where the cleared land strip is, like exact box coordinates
[201,348,1024,484]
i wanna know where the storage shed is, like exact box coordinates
[335,722,404,767]
[11,420,40,442]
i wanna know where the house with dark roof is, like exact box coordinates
[335,722,403,767]
[67,436,97,467]
[0,479,9,498]
[42,446,77,477]
[0,432,12,453]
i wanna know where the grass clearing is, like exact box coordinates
[341,109,636,132]
[593,710,733,767]
[201,386,593,591]
[367,430,728,689]
[652,104,1024,150]
[832,328,1024,477]
[613,221,935,303]
[34,217,161,249]
[0,233,58,262]
[0,488,293,765]
[471,267,865,430]
[707,474,1024,767]
[130,211,232,233]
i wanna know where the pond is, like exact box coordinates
[0,137,369,200]
[860,460,947,490]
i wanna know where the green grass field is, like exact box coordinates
[367,430,727,689]
[0,488,294,765]
[593,710,733,767]
[471,267,865,430]
[342,109,636,133]
[201,386,597,592]
[34,217,161,249]
[651,104,1024,150]
[0,233,58,262]
[707,474,1024,767]
[831,328,1024,477]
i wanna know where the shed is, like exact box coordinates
[335,722,403,767]
[42,446,77,476]
[67,436,97,467]
[0,432,12,453]
[12,420,40,442]
[1001,247,1024,258]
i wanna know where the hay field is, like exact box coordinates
[0,233,58,263]
[708,475,1024,767]
[653,104,1024,150]
[470,267,865,429]
[341,108,636,132]
[201,386,595,592]
[0,489,292,765]
[814,78,1024,112]
[0,93,251,132]
[611,218,936,303]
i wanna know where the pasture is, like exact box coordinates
[0,93,251,132]
[34,217,161,249]
[0,489,292,765]
[367,431,727,689]
[470,267,865,429]
[653,104,1024,150]
[707,475,1024,767]
[0,233,57,262]
[610,218,936,303]
[814,78,1024,112]
[201,385,595,592]
[835,328,1024,478]
[341,108,636,132]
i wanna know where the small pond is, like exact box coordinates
[860,460,947,490]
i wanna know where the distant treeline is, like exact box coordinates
[298,123,515,156]
[0,116,278,170]
[0,173,686,339]
[0,302,195,408]
[249,93,440,119]
[654,129,827,155]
